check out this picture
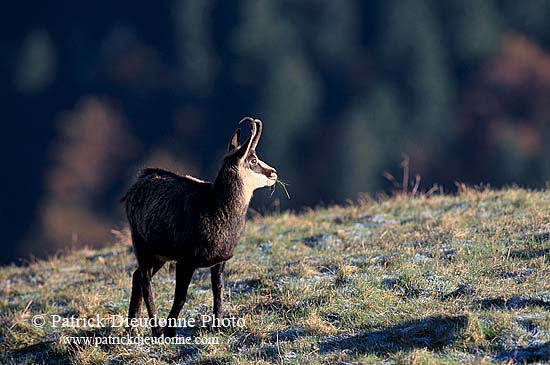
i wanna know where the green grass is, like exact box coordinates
[1,187,549,364]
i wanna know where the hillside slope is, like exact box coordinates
[1,188,549,364]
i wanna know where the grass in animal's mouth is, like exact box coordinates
[270,178,291,199]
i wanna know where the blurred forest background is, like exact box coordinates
[2,1,550,264]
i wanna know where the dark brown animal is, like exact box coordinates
[121,118,277,336]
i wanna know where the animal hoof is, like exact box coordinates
[151,326,163,337]
[163,327,176,337]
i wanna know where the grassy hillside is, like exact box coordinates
[1,188,549,364]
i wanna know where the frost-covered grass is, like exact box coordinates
[1,188,549,364]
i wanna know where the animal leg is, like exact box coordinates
[139,258,165,336]
[128,258,165,319]
[211,262,226,319]
[164,262,194,337]
[128,268,143,319]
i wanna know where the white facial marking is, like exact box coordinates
[240,158,277,203]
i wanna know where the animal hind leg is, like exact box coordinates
[128,258,165,319]
[128,268,143,319]
[139,258,164,336]
[128,230,147,320]
[164,262,195,337]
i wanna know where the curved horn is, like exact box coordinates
[238,116,258,150]
[238,116,256,126]
[236,117,257,158]
[251,119,262,150]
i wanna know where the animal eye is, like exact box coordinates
[250,158,257,165]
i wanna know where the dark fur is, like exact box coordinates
[122,146,255,337]
[122,166,246,265]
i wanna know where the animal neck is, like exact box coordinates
[212,166,249,221]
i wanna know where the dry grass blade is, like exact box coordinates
[3,188,548,365]
[270,178,291,199]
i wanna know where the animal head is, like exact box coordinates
[225,117,277,196]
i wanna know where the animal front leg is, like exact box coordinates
[210,262,226,319]
[164,262,194,337]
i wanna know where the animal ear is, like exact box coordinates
[235,133,252,159]
[228,129,240,152]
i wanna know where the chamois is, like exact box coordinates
[121,117,277,337]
